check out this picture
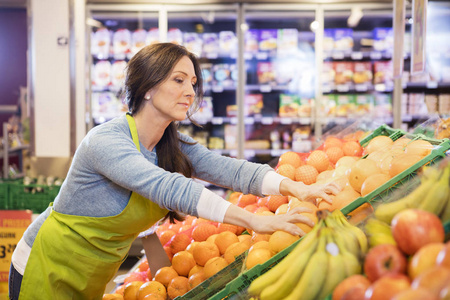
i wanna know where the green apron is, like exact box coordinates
[19,114,169,299]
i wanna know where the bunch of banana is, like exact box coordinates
[364,217,397,248]
[374,162,450,224]
[248,210,367,300]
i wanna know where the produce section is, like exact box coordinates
[102,121,450,300]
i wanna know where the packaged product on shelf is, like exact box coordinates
[91,92,123,123]
[408,93,427,116]
[279,94,300,117]
[112,29,131,60]
[323,29,335,54]
[146,27,159,46]
[298,98,313,117]
[258,29,277,52]
[373,94,393,117]
[167,28,183,45]
[192,96,213,121]
[208,137,225,150]
[93,28,111,60]
[321,94,337,116]
[355,94,375,116]
[322,61,335,92]
[244,94,264,116]
[183,32,203,57]
[219,31,238,57]
[373,60,394,91]
[226,104,238,117]
[270,130,281,150]
[110,61,127,90]
[213,64,232,87]
[372,28,393,53]
[224,124,237,150]
[334,62,354,88]
[336,94,357,117]
[353,61,373,89]
[200,63,213,87]
[425,94,438,114]
[230,64,238,87]
[130,29,147,57]
[202,33,220,58]
[92,60,112,90]
[292,127,312,153]
[257,62,276,85]
[333,28,354,53]
[277,28,298,55]
[193,132,209,148]
[245,29,259,54]
[439,94,450,115]
[442,66,450,82]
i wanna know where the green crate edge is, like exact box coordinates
[209,126,450,300]
[0,183,9,210]
[8,182,61,213]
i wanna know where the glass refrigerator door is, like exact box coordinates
[243,8,317,164]
[168,7,239,157]
[88,9,159,126]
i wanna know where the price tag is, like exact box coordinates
[244,53,253,60]
[256,52,268,60]
[206,53,218,59]
[280,118,293,125]
[336,84,350,93]
[426,81,438,89]
[212,85,224,93]
[351,52,363,60]
[230,117,238,124]
[0,210,32,281]
[355,84,368,92]
[244,150,256,157]
[259,85,272,93]
[370,52,382,60]
[261,117,273,125]
[271,149,282,157]
[244,117,255,125]
[211,117,223,125]
[332,52,345,60]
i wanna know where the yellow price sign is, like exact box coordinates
[0,210,32,282]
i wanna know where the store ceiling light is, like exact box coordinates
[310,20,319,32]
[347,7,364,28]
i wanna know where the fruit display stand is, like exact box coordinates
[208,125,450,300]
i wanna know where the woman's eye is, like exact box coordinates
[175,78,183,83]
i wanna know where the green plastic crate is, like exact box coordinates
[209,125,450,300]
[9,182,61,213]
[0,183,9,209]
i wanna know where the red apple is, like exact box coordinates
[364,273,410,300]
[391,209,445,256]
[332,274,371,300]
[392,287,439,300]
[364,244,407,282]
[437,241,450,269]
[411,265,450,296]
[407,242,445,279]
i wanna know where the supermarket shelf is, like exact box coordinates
[182,116,313,126]
[0,145,29,157]
[210,148,291,157]
[324,50,393,61]
[404,82,450,92]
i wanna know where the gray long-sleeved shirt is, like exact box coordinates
[23,114,272,247]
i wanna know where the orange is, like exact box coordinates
[342,141,363,156]
[154,266,178,288]
[391,137,411,151]
[178,225,192,233]
[188,271,205,290]
[238,234,252,246]
[307,150,330,172]
[278,151,302,168]
[214,231,240,255]
[188,265,204,278]
[123,281,145,300]
[323,136,344,150]
[206,233,218,244]
[249,240,271,251]
[163,245,173,261]
[137,281,166,300]
[348,159,380,193]
[332,186,361,211]
[217,223,239,234]
[275,203,289,215]
[244,204,258,213]
[276,164,296,180]
[295,211,317,234]
[115,284,126,296]
[124,272,148,285]
[295,165,319,185]
[228,192,242,205]
[185,241,199,255]
[168,222,182,233]
[255,206,271,214]
[138,258,149,272]
[268,231,299,254]
[193,241,220,266]
[287,199,317,212]
[142,294,165,300]
[318,199,333,211]
[191,223,217,242]
[171,250,196,277]
[267,195,289,212]
[332,175,350,190]
[335,156,357,168]
[250,232,271,244]
[246,248,272,269]
[169,233,192,255]
[325,146,344,165]
[203,257,228,278]
[404,139,433,157]
[316,170,334,182]
[224,241,250,264]
[237,194,258,208]
[257,196,269,207]
[103,294,123,300]
[389,154,423,178]
[360,173,391,197]
[365,136,393,154]
[167,276,190,300]
[191,217,209,226]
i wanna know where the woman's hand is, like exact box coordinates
[279,178,342,205]
[249,206,315,236]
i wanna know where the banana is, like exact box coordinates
[282,227,330,300]
[259,236,320,300]
[418,166,450,216]
[364,218,397,247]
[247,220,324,296]
[368,232,397,248]
[440,189,450,223]
[324,212,360,257]
[333,210,368,256]
[333,230,362,277]
[315,230,348,300]
[374,174,438,224]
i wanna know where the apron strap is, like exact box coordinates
[126,113,141,152]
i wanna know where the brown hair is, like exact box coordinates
[125,43,204,222]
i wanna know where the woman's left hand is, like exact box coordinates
[279,178,342,205]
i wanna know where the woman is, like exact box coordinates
[9,43,340,300]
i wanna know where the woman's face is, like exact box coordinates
[145,56,197,122]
